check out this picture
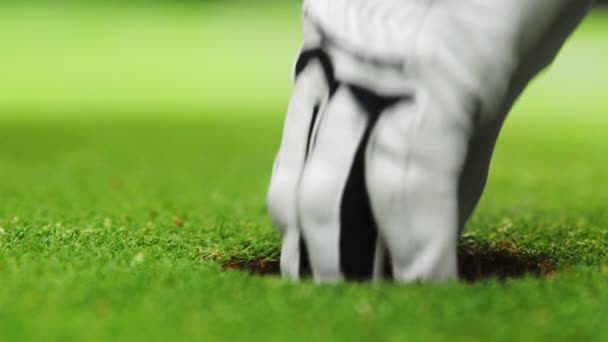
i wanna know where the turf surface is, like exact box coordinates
[1,3,608,341]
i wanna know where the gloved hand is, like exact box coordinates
[267,0,592,283]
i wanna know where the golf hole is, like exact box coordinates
[221,246,554,282]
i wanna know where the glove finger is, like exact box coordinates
[267,60,329,280]
[297,86,371,283]
[372,236,388,281]
[365,97,471,282]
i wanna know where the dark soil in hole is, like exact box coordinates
[222,246,554,282]
[222,259,280,276]
[457,248,553,282]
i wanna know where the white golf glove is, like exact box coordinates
[267,0,592,283]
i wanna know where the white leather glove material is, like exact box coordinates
[267,0,592,283]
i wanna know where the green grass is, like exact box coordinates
[1,3,608,342]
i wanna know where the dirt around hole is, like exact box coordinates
[457,247,554,282]
[222,259,280,276]
[222,246,554,282]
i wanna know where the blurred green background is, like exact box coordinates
[0,2,606,118]
[0,2,300,117]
